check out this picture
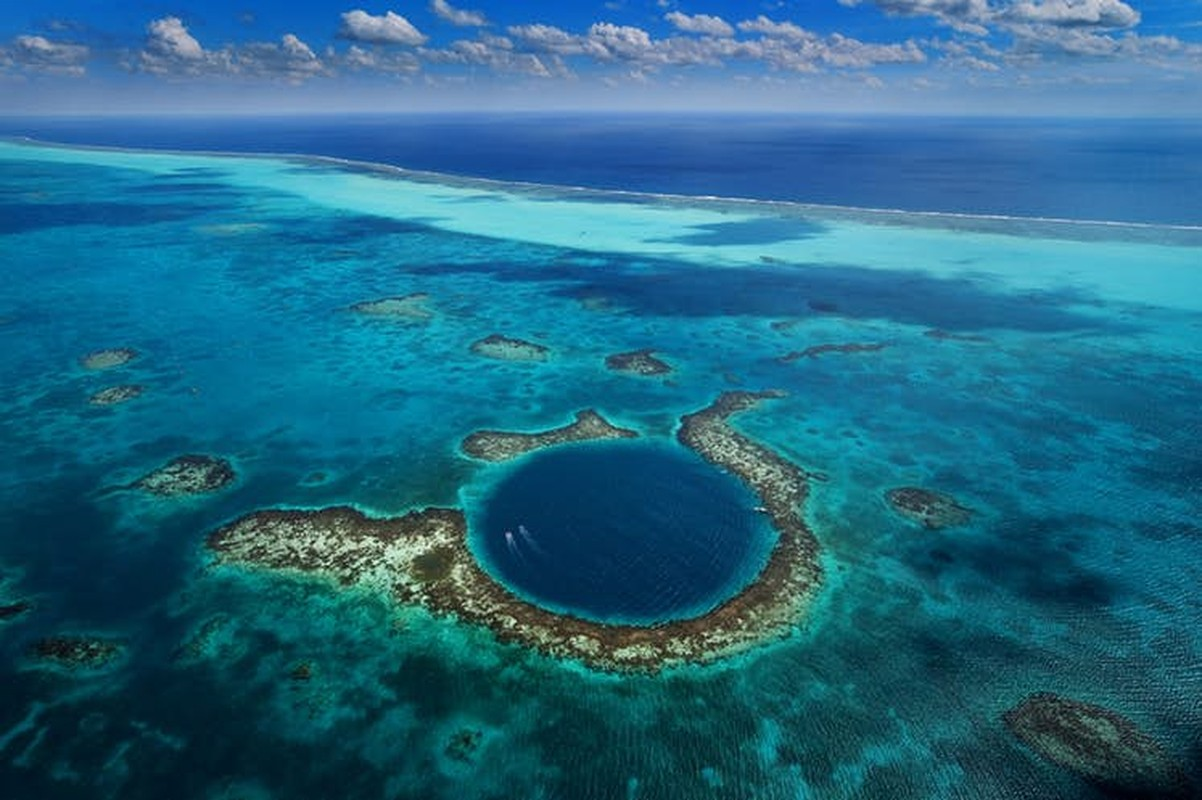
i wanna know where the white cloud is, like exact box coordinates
[588,23,655,60]
[837,0,992,35]
[507,24,608,58]
[339,10,428,45]
[136,16,325,81]
[664,12,735,38]
[146,16,205,61]
[839,0,1141,35]
[139,16,225,74]
[1005,0,1139,28]
[422,35,568,77]
[6,35,90,76]
[823,33,926,67]
[1007,24,1202,62]
[341,44,420,73]
[235,34,326,81]
[737,16,811,42]
[934,38,1003,70]
[431,0,487,27]
[508,15,924,75]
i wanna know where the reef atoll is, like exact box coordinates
[89,384,144,406]
[207,392,823,672]
[1003,692,1192,798]
[30,635,124,670]
[134,455,236,496]
[885,486,972,529]
[461,410,637,462]
[80,347,138,370]
[470,334,549,362]
[349,293,433,322]
[605,348,673,376]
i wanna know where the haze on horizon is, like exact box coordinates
[1,0,1200,116]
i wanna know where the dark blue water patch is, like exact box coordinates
[651,216,826,246]
[270,212,439,245]
[0,470,247,630]
[130,181,244,196]
[918,512,1122,610]
[469,440,775,625]
[410,252,1121,333]
[0,200,226,234]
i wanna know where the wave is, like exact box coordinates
[6,135,1202,243]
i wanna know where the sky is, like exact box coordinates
[1,0,1200,115]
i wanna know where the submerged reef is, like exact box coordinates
[0,600,33,621]
[207,392,822,672]
[349,293,433,322]
[445,728,484,763]
[172,614,234,663]
[89,384,144,406]
[778,343,887,363]
[924,329,989,343]
[461,410,637,462]
[1003,693,1192,797]
[470,334,549,362]
[30,635,124,670]
[134,455,236,496]
[885,487,972,529]
[605,348,673,376]
[80,348,138,370]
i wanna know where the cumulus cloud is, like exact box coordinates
[587,23,655,60]
[1005,0,1139,28]
[235,34,325,81]
[737,16,811,41]
[146,16,205,61]
[839,0,991,34]
[422,34,568,77]
[136,16,325,81]
[339,10,428,45]
[935,38,1003,70]
[6,34,90,76]
[664,12,735,38]
[1007,24,1202,61]
[839,0,1140,35]
[507,15,924,75]
[507,24,608,58]
[431,0,487,27]
[822,33,926,67]
[341,44,421,73]
[139,16,221,74]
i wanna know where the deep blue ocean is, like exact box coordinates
[0,116,1200,799]
[3,114,1201,225]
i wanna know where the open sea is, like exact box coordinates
[0,115,1199,799]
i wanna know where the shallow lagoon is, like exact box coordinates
[0,137,1199,799]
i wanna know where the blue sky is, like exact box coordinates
[1,1,1200,114]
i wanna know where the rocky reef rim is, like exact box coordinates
[207,391,823,672]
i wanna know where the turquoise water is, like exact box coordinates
[0,137,1199,798]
